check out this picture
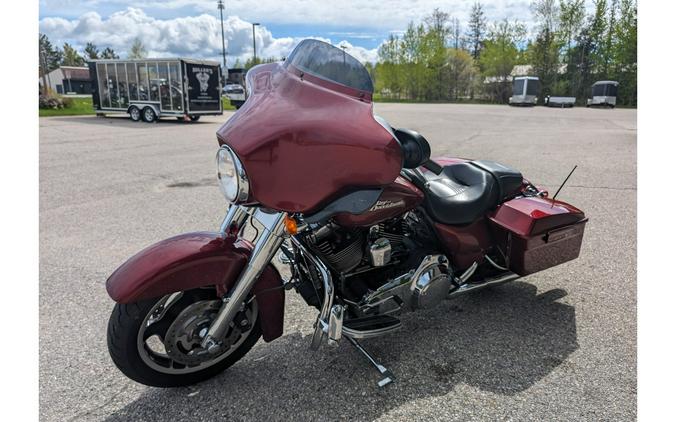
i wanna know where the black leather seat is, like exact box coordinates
[412,160,523,225]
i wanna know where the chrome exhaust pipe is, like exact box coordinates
[448,271,519,299]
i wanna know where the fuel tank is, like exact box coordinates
[333,177,423,227]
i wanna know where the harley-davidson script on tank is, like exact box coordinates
[334,177,424,227]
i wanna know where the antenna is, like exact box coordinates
[551,165,577,207]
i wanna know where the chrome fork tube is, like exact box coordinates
[203,209,287,352]
[220,204,249,237]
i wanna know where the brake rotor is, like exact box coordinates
[164,300,241,366]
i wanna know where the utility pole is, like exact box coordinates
[217,0,228,82]
[252,23,260,65]
[339,44,347,65]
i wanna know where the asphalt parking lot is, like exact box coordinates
[40,103,636,421]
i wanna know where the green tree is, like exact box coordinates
[466,2,487,59]
[422,9,451,100]
[480,19,526,102]
[530,0,561,102]
[613,0,637,105]
[84,42,99,60]
[101,47,119,59]
[376,34,404,98]
[559,0,585,63]
[447,48,478,100]
[39,34,62,73]
[128,38,147,59]
[61,43,84,66]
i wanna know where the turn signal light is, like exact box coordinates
[284,216,298,235]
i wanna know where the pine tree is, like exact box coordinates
[62,43,84,66]
[101,47,119,59]
[84,42,99,60]
[128,38,147,59]
[466,2,487,59]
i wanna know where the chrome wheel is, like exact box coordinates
[136,293,258,375]
[129,107,141,121]
[142,107,156,122]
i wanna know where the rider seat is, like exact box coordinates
[416,160,523,225]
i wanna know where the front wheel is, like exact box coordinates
[188,115,200,121]
[107,288,261,387]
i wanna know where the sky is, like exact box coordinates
[38,0,588,65]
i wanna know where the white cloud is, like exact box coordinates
[39,7,380,64]
[40,0,586,37]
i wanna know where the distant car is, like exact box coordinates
[223,84,246,109]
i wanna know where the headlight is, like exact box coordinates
[216,145,249,203]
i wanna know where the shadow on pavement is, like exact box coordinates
[104,281,578,421]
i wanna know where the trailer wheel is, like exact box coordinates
[188,115,200,122]
[129,106,141,122]
[142,107,157,123]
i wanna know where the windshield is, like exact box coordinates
[526,79,539,95]
[285,39,373,93]
[513,79,525,95]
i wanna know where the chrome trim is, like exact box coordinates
[485,255,509,271]
[369,238,391,267]
[220,205,249,236]
[290,236,334,350]
[217,145,250,203]
[458,261,478,283]
[342,320,402,339]
[202,210,287,352]
[327,305,344,346]
[448,272,519,298]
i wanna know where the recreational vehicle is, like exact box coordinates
[587,80,619,108]
[509,76,539,106]
[89,58,223,122]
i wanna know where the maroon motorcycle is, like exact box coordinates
[106,39,587,388]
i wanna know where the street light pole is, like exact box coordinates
[339,44,347,65]
[252,23,260,65]
[217,0,228,82]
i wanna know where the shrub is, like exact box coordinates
[39,94,74,109]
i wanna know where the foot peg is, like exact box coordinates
[346,336,395,388]
[342,315,401,339]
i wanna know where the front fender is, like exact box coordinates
[106,231,284,342]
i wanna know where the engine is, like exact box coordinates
[302,213,451,314]
[305,218,412,274]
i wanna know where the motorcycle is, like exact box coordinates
[106,39,587,388]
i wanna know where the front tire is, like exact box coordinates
[107,289,261,387]
[188,115,200,122]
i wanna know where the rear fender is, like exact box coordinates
[105,232,284,342]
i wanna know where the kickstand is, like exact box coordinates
[346,336,395,388]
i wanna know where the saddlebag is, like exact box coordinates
[488,196,587,276]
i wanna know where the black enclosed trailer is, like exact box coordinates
[88,58,223,122]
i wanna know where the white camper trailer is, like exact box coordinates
[587,80,619,108]
[509,76,539,106]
